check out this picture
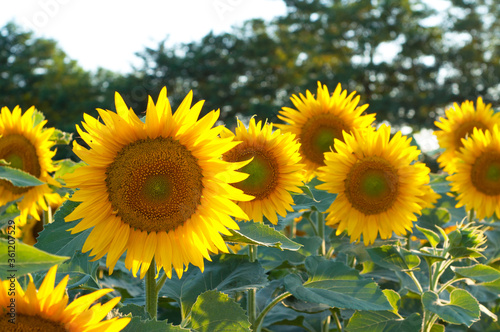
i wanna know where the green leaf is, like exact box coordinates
[49,129,73,145]
[189,290,251,332]
[383,289,401,314]
[429,323,445,332]
[293,177,336,212]
[0,166,45,187]
[222,220,301,251]
[160,254,268,319]
[0,239,69,276]
[416,225,441,248]
[284,256,392,311]
[35,200,90,256]
[346,311,421,332]
[121,317,189,332]
[422,290,480,327]
[119,304,151,320]
[54,159,85,180]
[367,246,420,272]
[452,264,500,283]
[429,173,451,194]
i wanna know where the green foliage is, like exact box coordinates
[422,290,480,327]
[0,165,45,187]
[189,290,251,332]
[0,239,69,276]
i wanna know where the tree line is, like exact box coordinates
[1,0,498,133]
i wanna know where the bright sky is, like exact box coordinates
[1,0,287,73]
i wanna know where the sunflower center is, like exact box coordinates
[300,113,349,166]
[0,134,41,195]
[106,137,203,233]
[224,148,278,200]
[455,121,488,148]
[0,313,66,331]
[471,151,500,196]
[344,156,399,215]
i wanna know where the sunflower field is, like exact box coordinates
[0,80,499,332]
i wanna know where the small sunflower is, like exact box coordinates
[0,265,129,331]
[277,82,375,181]
[221,118,304,224]
[64,88,252,279]
[434,97,500,174]
[316,125,434,245]
[0,106,62,227]
[447,125,500,219]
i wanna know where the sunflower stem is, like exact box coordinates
[155,271,168,294]
[317,211,326,256]
[252,291,292,332]
[331,308,343,332]
[42,200,52,225]
[468,209,475,222]
[248,244,258,326]
[145,258,158,320]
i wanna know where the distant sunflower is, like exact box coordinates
[316,125,433,245]
[64,88,252,279]
[434,97,500,174]
[0,106,62,226]
[277,82,375,181]
[222,118,304,224]
[0,265,129,331]
[448,125,500,219]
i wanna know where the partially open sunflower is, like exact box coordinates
[434,97,500,174]
[0,265,129,331]
[448,125,500,219]
[317,125,435,245]
[222,118,304,224]
[0,106,62,227]
[64,88,252,279]
[277,82,375,181]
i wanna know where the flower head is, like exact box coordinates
[434,97,500,174]
[447,125,500,219]
[0,265,129,331]
[222,118,304,224]
[64,88,252,279]
[317,125,435,245]
[277,82,375,181]
[0,106,62,226]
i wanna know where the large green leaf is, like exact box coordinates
[451,264,500,283]
[0,165,45,187]
[422,290,480,327]
[160,254,268,318]
[293,177,336,212]
[35,200,90,256]
[367,245,420,272]
[284,256,392,311]
[415,225,441,248]
[346,311,421,332]
[0,239,69,276]
[189,290,251,332]
[223,220,301,251]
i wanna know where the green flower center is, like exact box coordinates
[106,137,203,233]
[345,156,399,215]
[224,147,278,200]
[143,175,171,201]
[300,113,349,166]
[471,151,500,195]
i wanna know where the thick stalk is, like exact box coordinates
[253,292,292,332]
[317,211,325,256]
[145,258,158,320]
[468,209,474,222]
[248,245,258,326]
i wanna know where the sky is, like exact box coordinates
[1,0,287,73]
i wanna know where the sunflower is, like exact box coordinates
[434,97,500,174]
[316,124,434,245]
[0,106,62,227]
[64,88,252,279]
[0,265,129,331]
[221,118,304,224]
[277,82,375,181]
[447,125,500,219]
